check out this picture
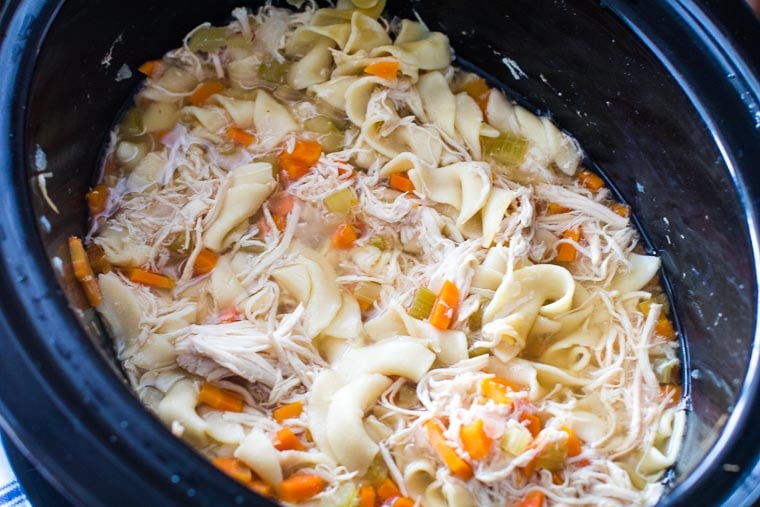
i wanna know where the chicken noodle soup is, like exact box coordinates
[77,1,684,505]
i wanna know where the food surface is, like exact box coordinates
[74,1,684,505]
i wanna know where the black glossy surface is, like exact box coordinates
[0,0,759,506]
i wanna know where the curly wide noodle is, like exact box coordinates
[88,1,684,506]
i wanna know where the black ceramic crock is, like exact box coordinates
[1,0,759,505]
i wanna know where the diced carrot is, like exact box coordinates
[279,474,326,502]
[364,60,400,80]
[86,242,111,275]
[123,267,176,290]
[429,280,459,330]
[359,485,376,507]
[389,172,415,193]
[189,79,225,106]
[273,401,304,423]
[192,248,218,276]
[217,307,243,323]
[460,419,492,460]
[463,77,491,113]
[393,497,416,507]
[555,227,582,263]
[376,478,401,501]
[578,170,605,192]
[212,457,252,483]
[331,223,359,249]
[425,420,473,481]
[248,479,274,498]
[226,127,255,146]
[280,139,323,180]
[611,203,630,218]
[269,193,295,217]
[480,377,518,405]
[68,236,102,307]
[198,383,244,412]
[273,427,305,451]
[86,184,110,216]
[576,458,592,467]
[546,202,571,215]
[655,316,676,340]
[552,471,564,485]
[137,59,163,78]
[560,425,582,458]
[661,384,682,407]
[518,412,542,438]
[515,490,545,507]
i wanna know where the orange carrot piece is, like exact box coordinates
[655,316,676,340]
[248,479,274,498]
[138,59,163,78]
[555,228,581,263]
[661,384,682,407]
[86,184,110,216]
[425,420,473,481]
[516,490,545,507]
[273,427,305,451]
[480,377,518,405]
[364,60,400,80]
[331,223,359,249]
[389,172,415,193]
[193,248,218,276]
[279,474,326,503]
[189,79,225,106]
[269,193,295,218]
[376,478,401,501]
[226,127,255,146]
[546,202,571,215]
[359,485,376,507]
[123,267,176,290]
[273,401,304,423]
[460,419,492,460]
[393,497,416,507]
[560,425,582,458]
[280,139,323,180]
[68,236,102,307]
[198,383,244,412]
[518,412,542,438]
[578,170,605,192]
[611,203,630,217]
[429,280,459,330]
[463,77,491,113]
[212,457,252,483]
[86,242,111,275]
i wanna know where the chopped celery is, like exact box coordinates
[188,26,228,53]
[120,108,143,137]
[468,305,483,331]
[354,281,381,311]
[482,133,529,167]
[501,420,533,456]
[369,236,387,250]
[409,287,436,320]
[304,115,336,134]
[363,456,389,485]
[321,131,345,153]
[324,187,358,214]
[225,33,252,49]
[535,434,568,471]
[258,58,289,83]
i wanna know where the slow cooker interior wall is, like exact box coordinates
[25,0,755,494]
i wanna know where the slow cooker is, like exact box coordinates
[1,0,759,505]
